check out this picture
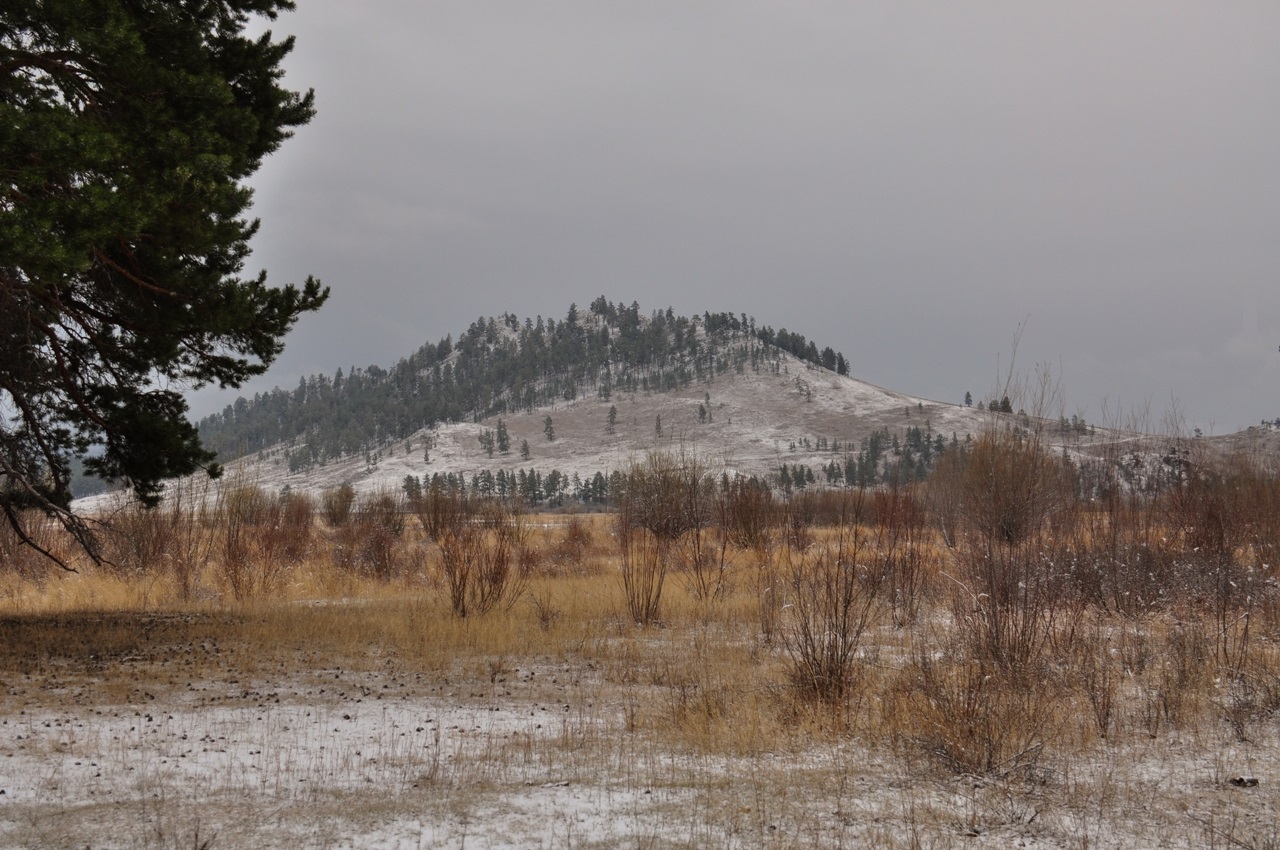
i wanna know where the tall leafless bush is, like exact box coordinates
[216,484,283,599]
[321,483,356,528]
[256,489,314,566]
[415,478,469,542]
[332,490,408,580]
[0,509,65,581]
[897,645,1054,776]
[101,478,218,598]
[437,497,529,617]
[615,451,715,624]
[943,426,1078,668]
[719,476,777,552]
[871,487,932,627]
[783,495,885,704]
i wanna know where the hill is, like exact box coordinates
[189,300,1115,505]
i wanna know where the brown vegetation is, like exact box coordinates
[3,431,1280,847]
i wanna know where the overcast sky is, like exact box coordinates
[200,1,1280,434]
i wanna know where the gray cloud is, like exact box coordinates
[200,0,1280,433]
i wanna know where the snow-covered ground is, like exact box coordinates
[3,655,1276,849]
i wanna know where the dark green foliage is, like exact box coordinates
[1,0,326,563]
[754,324,846,372]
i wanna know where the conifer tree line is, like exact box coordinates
[197,300,851,471]
[394,421,964,512]
[777,426,959,491]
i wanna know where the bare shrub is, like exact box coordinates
[675,524,733,603]
[895,648,1054,777]
[321,483,356,528]
[544,515,595,574]
[1144,618,1212,734]
[959,428,1074,547]
[101,479,217,597]
[615,451,716,624]
[414,478,469,542]
[558,515,593,559]
[1162,454,1280,669]
[438,497,529,617]
[719,476,777,552]
[782,498,885,704]
[619,526,666,626]
[753,540,783,645]
[616,451,715,541]
[791,489,873,528]
[528,587,562,630]
[952,541,1082,669]
[333,490,408,580]
[1074,620,1118,739]
[946,426,1078,669]
[217,483,267,596]
[926,446,967,548]
[258,490,314,566]
[0,509,66,581]
[100,499,175,575]
[782,499,813,552]
[871,487,932,627]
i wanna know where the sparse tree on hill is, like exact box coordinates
[543,415,555,442]
[607,405,618,435]
[496,419,510,454]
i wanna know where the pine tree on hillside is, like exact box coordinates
[496,419,510,453]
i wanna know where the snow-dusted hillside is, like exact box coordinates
[218,348,1012,498]
[78,298,1239,511]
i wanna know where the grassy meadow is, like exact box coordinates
[2,428,1280,848]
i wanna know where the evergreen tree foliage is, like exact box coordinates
[1,0,326,563]
[495,419,510,453]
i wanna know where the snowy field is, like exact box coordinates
[3,616,1277,850]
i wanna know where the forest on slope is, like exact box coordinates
[197,299,850,473]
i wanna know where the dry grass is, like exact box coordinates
[3,449,1280,847]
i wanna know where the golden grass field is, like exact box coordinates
[3,480,1280,850]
